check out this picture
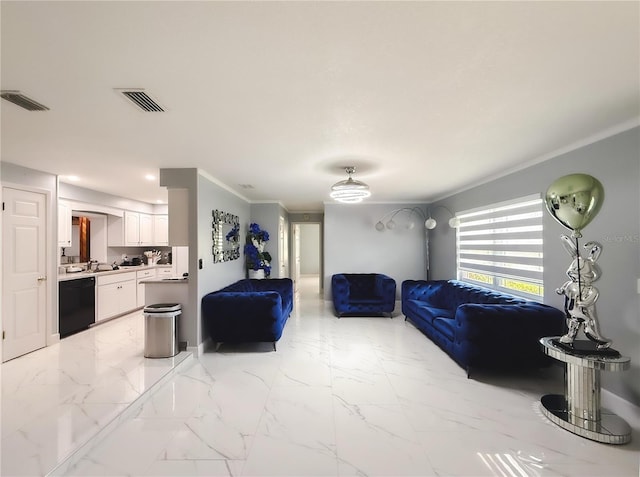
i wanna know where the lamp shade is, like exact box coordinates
[425,217,437,230]
[330,167,371,203]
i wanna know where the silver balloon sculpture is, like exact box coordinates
[544,173,611,350]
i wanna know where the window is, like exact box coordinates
[455,194,544,301]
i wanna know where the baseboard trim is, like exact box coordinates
[47,333,60,346]
[187,343,203,357]
[188,336,211,357]
[602,388,640,430]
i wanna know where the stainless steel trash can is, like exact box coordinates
[143,303,181,358]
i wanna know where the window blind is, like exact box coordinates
[456,194,544,301]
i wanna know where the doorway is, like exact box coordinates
[291,222,322,297]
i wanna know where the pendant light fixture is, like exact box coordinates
[330,166,371,203]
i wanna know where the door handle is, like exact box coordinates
[37,276,47,282]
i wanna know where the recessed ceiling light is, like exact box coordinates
[156,199,164,204]
[66,175,80,182]
[145,174,156,181]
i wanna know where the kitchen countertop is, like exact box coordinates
[58,264,173,281]
[140,277,189,284]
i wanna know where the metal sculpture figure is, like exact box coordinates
[556,235,611,349]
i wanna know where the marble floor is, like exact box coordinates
[1,310,192,477]
[3,276,639,476]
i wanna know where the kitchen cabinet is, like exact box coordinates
[124,211,153,246]
[154,214,169,246]
[58,200,72,247]
[156,267,173,278]
[139,213,154,246]
[124,211,140,246]
[96,272,137,322]
[136,268,157,307]
[172,246,189,277]
[109,211,164,247]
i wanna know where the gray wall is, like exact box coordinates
[197,172,250,347]
[300,224,321,274]
[160,168,251,351]
[197,174,250,282]
[429,127,640,406]
[324,203,429,299]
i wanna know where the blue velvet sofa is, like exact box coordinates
[402,280,564,374]
[201,278,293,350]
[332,273,396,317]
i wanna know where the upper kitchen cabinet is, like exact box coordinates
[58,200,72,247]
[139,213,154,246]
[154,214,169,246]
[127,211,153,246]
[108,211,168,247]
[124,211,140,245]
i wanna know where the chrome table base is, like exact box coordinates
[540,394,631,444]
[539,337,631,445]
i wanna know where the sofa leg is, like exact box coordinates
[215,342,222,352]
[272,341,277,351]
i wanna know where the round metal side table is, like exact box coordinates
[539,337,631,445]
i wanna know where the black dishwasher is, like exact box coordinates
[59,277,96,337]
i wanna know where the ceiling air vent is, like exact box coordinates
[1,91,50,111]
[116,89,165,112]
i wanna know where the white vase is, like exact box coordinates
[249,269,265,279]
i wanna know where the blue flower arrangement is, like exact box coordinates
[244,223,272,276]
[225,224,239,243]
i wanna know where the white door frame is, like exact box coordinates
[289,219,323,293]
[1,182,56,362]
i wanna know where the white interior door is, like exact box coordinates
[2,187,48,362]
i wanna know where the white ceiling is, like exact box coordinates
[2,1,638,211]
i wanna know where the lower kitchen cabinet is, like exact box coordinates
[136,268,157,307]
[156,267,173,278]
[96,272,137,322]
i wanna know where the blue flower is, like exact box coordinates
[226,224,239,242]
[245,223,272,276]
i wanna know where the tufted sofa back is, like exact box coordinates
[445,280,525,308]
[402,279,526,310]
[344,274,377,298]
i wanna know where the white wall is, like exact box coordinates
[323,202,428,299]
[59,182,163,214]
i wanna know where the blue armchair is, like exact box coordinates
[331,273,396,318]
